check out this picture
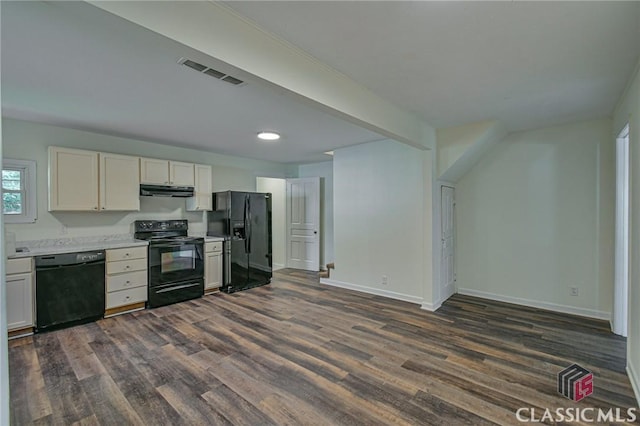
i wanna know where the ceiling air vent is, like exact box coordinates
[178,57,245,86]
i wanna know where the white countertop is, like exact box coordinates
[8,235,148,259]
[204,236,225,242]
[188,232,225,242]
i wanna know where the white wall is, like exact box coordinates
[297,161,334,267]
[613,58,640,405]
[456,118,615,319]
[256,177,286,270]
[2,118,293,241]
[329,139,429,303]
[0,18,10,417]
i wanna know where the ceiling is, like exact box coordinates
[0,1,383,164]
[2,2,639,165]
[226,1,640,132]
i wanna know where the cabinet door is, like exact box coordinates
[169,161,195,186]
[100,153,140,211]
[194,164,212,193]
[49,147,99,211]
[6,272,34,331]
[186,164,212,211]
[140,158,170,185]
[205,252,222,290]
[186,193,212,211]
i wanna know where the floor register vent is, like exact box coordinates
[178,57,245,86]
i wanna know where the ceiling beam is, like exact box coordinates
[87,1,434,150]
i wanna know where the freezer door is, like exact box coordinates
[247,192,272,287]
[230,191,249,221]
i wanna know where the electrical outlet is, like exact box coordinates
[570,286,579,296]
[382,275,388,285]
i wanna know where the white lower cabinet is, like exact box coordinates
[5,258,34,335]
[205,241,223,291]
[105,246,148,316]
[106,286,147,310]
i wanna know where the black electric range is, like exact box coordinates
[134,220,204,308]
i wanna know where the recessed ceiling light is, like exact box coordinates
[257,131,280,141]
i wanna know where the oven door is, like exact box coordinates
[149,241,204,286]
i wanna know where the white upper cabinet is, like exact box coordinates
[170,161,195,187]
[100,153,140,211]
[194,164,212,194]
[186,164,212,211]
[140,157,171,185]
[140,158,195,187]
[49,146,100,211]
[49,147,140,212]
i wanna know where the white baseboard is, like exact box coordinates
[421,300,443,312]
[628,361,640,407]
[457,288,611,320]
[320,278,423,305]
[273,263,285,271]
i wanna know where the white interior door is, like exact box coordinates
[286,177,320,271]
[441,185,456,300]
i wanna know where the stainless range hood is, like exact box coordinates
[140,184,194,197]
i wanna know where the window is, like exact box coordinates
[2,159,37,223]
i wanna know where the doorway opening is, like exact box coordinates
[613,124,630,337]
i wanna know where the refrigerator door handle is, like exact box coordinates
[243,195,249,254]
[247,196,252,254]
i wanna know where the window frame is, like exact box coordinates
[2,159,37,224]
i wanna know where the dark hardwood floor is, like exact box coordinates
[9,269,638,425]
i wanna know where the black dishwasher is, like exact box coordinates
[35,250,105,333]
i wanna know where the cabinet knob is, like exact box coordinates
[101,207,105,210]
[94,206,98,210]
[125,265,130,269]
[125,280,130,284]
[125,253,130,257]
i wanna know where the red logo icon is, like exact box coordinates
[558,364,593,401]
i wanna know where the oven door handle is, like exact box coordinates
[151,242,190,249]
[155,282,202,293]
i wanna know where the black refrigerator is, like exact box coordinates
[207,191,272,293]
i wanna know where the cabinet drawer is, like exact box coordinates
[106,270,147,293]
[106,286,147,309]
[106,258,147,275]
[6,258,32,275]
[106,246,147,262]
[205,241,223,253]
